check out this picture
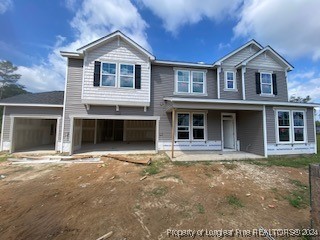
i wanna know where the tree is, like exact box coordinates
[0,60,22,99]
[289,95,311,103]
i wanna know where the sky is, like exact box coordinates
[0,0,320,106]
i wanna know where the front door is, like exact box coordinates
[222,114,236,150]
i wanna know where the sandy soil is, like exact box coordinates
[0,154,311,240]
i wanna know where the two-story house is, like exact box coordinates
[0,31,318,157]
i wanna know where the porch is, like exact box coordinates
[166,150,264,161]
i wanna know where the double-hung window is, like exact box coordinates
[225,71,236,90]
[260,73,272,95]
[276,110,306,143]
[120,64,134,88]
[101,63,116,87]
[176,70,205,94]
[177,112,205,140]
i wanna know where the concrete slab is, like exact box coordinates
[166,151,265,161]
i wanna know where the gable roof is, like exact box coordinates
[0,91,64,107]
[76,30,155,60]
[235,46,294,70]
[214,39,263,66]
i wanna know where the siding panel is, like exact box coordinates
[222,45,260,66]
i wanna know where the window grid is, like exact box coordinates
[176,112,206,141]
[176,70,205,94]
[260,72,272,95]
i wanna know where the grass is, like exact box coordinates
[172,161,194,167]
[142,158,167,176]
[223,163,238,170]
[195,203,205,214]
[0,154,9,162]
[226,195,244,208]
[150,186,168,197]
[286,179,309,209]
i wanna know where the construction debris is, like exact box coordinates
[103,155,151,165]
[96,231,113,240]
[140,176,147,181]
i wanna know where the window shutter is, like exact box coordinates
[135,65,141,89]
[272,73,277,95]
[93,61,101,87]
[255,72,261,94]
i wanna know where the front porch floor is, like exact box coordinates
[166,150,265,161]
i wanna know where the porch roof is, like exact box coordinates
[164,97,320,111]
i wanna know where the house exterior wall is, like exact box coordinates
[221,44,261,66]
[245,68,288,102]
[1,106,62,151]
[247,52,285,71]
[219,69,243,100]
[82,38,151,105]
[237,110,264,155]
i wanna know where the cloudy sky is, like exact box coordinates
[0,0,320,104]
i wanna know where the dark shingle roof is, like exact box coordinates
[0,91,64,105]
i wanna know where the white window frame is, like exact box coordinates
[176,111,207,141]
[174,69,207,95]
[260,72,273,95]
[224,71,237,91]
[100,62,117,87]
[119,63,135,89]
[275,109,307,144]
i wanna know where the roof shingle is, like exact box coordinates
[0,91,64,105]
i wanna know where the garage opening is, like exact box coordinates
[12,118,57,153]
[72,119,156,154]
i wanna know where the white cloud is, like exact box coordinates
[18,0,149,92]
[0,0,12,14]
[234,0,320,60]
[139,0,242,33]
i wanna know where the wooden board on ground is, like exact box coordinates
[102,155,151,165]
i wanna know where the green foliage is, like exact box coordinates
[150,186,168,197]
[248,155,320,168]
[196,203,205,214]
[223,163,238,170]
[142,159,166,175]
[286,179,309,209]
[226,195,244,208]
[289,95,311,103]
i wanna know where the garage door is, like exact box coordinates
[12,118,58,152]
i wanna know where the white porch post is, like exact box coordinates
[263,105,268,157]
[171,108,176,159]
[241,66,246,100]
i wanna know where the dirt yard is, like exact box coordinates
[0,153,312,239]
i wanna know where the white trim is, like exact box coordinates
[224,70,237,91]
[221,113,237,151]
[260,72,273,95]
[100,61,117,87]
[81,53,86,100]
[285,69,289,101]
[263,105,267,157]
[217,66,221,99]
[155,119,159,152]
[0,103,63,107]
[9,116,14,153]
[69,114,160,121]
[77,31,155,60]
[0,106,5,151]
[153,60,212,68]
[81,99,150,107]
[313,109,317,154]
[61,58,69,152]
[60,51,83,58]
[235,46,294,71]
[174,69,207,95]
[241,66,246,100]
[163,97,320,107]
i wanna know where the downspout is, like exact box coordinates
[263,105,268,157]
[217,66,221,99]
[241,66,246,100]
[0,106,6,151]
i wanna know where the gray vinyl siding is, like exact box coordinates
[64,58,154,143]
[245,68,288,102]
[220,69,242,100]
[221,45,260,66]
[246,52,286,71]
[237,110,264,155]
[266,106,315,143]
[2,106,62,142]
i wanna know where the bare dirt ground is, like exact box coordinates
[0,153,311,240]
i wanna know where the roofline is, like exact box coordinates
[0,103,64,107]
[60,51,84,58]
[235,46,294,70]
[214,39,263,66]
[76,30,155,60]
[153,60,213,68]
[164,97,320,107]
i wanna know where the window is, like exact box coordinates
[225,71,236,90]
[260,73,272,94]
[101,63,116,87]
[120,64,134,88]
[276,110,306,143]
[177,112,205,140]
[176,70,206,94]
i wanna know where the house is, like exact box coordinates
[0,30,318,157]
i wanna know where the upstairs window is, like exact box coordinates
[224,71,236,90]
[175,69,206,94]
[93,61,141,89]
[276,110,306,143]
[101,63,116,87]
[255,72,277,96]
[120,64,134,88]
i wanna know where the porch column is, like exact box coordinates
[171,108,176,158]
[94,119,98,144]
